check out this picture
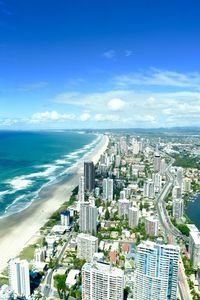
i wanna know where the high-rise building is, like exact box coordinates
[145,216,158,236]
[80,202,97,235]
[152,173,162,193]
[172,198,184,220]
[132,139,140,155]
[77,233,98,262]
[82,261,124,300]
[118,199,130,218]
[61,210,70,227]
[172,185,182,199]
[78,176,85,203]
[9,258,30,299]
[160,158,166,175]
[134,241,180,300]
[115,154,121,167]
[102,178,113,201]
[84,161,95,192]
[128,207,139,228]
[143,179,155,198]
[176,167,183,188]
[188,225,200,268]
[154,152,161,172]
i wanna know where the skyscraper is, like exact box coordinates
[134,241,180,300]
[154,152,161,172]
[128,206,139,228]
[82,261,124,300]
[102,178,113,201]
[143,179,155,198]
[78,175,85,203]
[172,198,184,220]
[79,202,97,235]
[9,258,30,299]
[84,161,95,192]
[145,216,158,236]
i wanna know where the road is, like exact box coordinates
[42,231,73,299]
[156,159,191,300]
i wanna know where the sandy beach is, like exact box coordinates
[0,134,109,273]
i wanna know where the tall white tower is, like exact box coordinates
[9,258,30,299]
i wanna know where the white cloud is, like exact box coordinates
[102,50,116,59]
[29,111,76,123]
[115,68,200,89]
[79,112,90,122]
[107,98,126,111]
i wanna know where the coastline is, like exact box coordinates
[0,134,109,273]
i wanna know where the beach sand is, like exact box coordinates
[0,134,109,273]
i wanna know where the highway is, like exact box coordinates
[156,159,191,300]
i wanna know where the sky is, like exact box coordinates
[1,0,200,129]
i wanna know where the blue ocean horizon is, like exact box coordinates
[0,130,99,218]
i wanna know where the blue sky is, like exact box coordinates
[1,0,200,128]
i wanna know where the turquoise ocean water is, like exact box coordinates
[0,131,99,218]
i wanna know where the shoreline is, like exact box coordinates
[0,134,109,273]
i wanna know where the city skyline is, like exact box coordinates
[1,0,200,129]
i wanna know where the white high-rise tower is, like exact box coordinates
[9,258,30,299]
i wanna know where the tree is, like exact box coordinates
[105,209,110,220]
[54,274,67,298]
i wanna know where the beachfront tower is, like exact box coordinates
[134,241,180,300]
[8,258,30,299]
[84,161,95,192]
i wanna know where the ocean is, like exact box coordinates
[0,130,99,218]
[185,193,200,229]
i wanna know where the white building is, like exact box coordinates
[77,233,98,262]
[132,139,140,155]
[128,207,139,228]
[160,158,166,175]
[172,185,182,199]
[78,176,85,210]
[118,199,130,218]
[102,178,113,201]
[34,247,46,263]
[152,173,162,193]
[172,198,184,219]
[82,261,124,300]
[189,225,200,268]
[143,179,155,198]
[46,235,56,257]
[183,178,191,193]
[80,202,97,235]
[134,241,180,300]
[66,270,80,288]
[145,216,158,236]
[9,258,30,299]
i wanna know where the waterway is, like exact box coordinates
[185,193,200,230]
